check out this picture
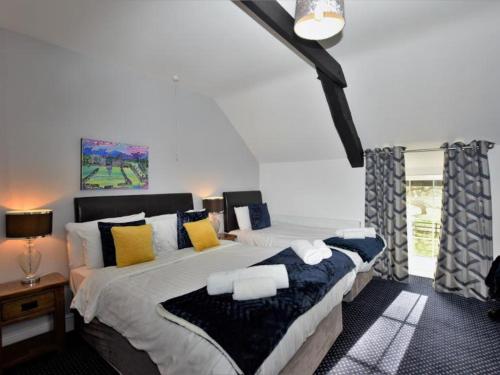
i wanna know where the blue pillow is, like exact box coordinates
[248,203,271,230]
[177,210,209,249]
[98,220,146,267]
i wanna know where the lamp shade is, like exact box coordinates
[202,197,223,213]
[294,0,345,41]
[6,210,53,238]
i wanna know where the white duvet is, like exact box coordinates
[72,241,356,375]
[231,222,384,273]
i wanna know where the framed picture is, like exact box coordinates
[81,138,149,190]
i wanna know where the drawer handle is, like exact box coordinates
[21,300,39,311]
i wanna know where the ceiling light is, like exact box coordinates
[294,0,345,41]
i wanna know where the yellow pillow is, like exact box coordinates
[111,224,155,267]
[183,219,220,252]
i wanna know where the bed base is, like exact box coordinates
[74,313,160,375]
[74,303,343,375]
[343,268,373,302]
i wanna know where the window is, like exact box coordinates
[406,176,443,278]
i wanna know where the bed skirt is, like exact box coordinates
[73,302,343,375]
[343,268,374,302]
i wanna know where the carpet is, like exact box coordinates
[316,276,500,375]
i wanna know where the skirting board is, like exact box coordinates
[1,313,74,347]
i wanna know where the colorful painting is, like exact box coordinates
[81,138,149,190]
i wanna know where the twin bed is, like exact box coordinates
[69,193,374,375]
[223,191,385,302]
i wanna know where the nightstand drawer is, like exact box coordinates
[1,291,55,322]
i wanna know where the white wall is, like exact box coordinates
[0,28,259,284]
[260,159,365,222]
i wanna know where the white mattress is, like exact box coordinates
[231,222,383,274]
[71,240,356,375]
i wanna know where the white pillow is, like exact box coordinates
[235,206,252,230]
[146,214,178,253]
[65,212,146,269]
[77,227,105,269]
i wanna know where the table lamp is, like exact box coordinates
[202,197,223,233]
[6,209,53,285]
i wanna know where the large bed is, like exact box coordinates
[69,193,357,375]
[222,191,386,302]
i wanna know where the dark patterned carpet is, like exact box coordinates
[316,276,500,375]
[6,276,499,375]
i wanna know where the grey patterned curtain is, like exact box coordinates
[365,147,408,282]
[434,140,494,300]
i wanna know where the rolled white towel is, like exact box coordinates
[313,240,332,259]
[291,240,323,265]
[363,227,377,238]
[343,230,366,239]
[207,264,289,295]
[233,277,277,301]
[239,265,289,289]
[336,227,377,239]
[207,270,239,295]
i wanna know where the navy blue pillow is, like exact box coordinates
[177,211,209,249]
[98,220,146,267]
[248,203,271,230]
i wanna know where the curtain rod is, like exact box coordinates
[365,143,495,155]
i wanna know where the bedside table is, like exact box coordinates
[218,233,237,241]
[0,273,67,372]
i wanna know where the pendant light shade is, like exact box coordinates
[294,0,345,41]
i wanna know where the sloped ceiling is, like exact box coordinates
[1,0,499,162]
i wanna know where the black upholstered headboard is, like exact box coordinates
[222,191,262,232]
[74,193,193,222]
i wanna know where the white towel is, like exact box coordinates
[239,265,289,289]
[207,264,289,295]
[207,270,239,295]
[313,240,332,259]
[336,227,376,239]
[233,277,277,301]
[291,240,323,265]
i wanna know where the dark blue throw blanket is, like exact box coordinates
[160,248,355,374]
[324,235,386,263]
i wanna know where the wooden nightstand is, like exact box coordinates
[218,233,237,241]
[0,273,67,372]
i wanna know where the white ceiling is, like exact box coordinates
[1,0,500,163]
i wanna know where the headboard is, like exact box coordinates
[222,190,262,232]
[74,193,193,222]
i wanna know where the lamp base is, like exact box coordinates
[21,276,41,285]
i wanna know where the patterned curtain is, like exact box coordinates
[365,147,408,282]
[434,140,494,300]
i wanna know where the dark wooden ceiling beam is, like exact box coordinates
[233,0,364,168]
[317,69,364,167]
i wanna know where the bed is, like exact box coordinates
[69,193,357,375]
[222,190,385,302]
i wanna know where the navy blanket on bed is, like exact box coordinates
[324,235,386,263]
[159,248,355,375]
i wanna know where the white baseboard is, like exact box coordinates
[2,313,74,347]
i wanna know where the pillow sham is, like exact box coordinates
[112,225,155,267]
[177,210,208,249]
[65,212,145,269]
[234,206,252,230]
[98,220,146,267]
[248,203,271,230]
[183,219,220,252]
[145,214,178,253]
